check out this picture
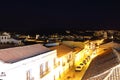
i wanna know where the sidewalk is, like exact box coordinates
[60,62,91,80]
[61,67,80,80]
[59,49,98,80]
[60,56,94,80]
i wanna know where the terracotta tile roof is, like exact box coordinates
[50,44,73,57]
[73,47,83,53]
[0,44,50,63]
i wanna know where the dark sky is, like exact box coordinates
[0,1,120,33]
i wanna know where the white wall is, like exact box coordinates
[0,50,57,80]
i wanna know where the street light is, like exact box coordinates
[111,35,113,42]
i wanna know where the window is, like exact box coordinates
[54,58,56,66]
[26,71,30,80]
[67,54,72,62]
[58,61,60,66]
[53,58,57,68]
[45,62,49,72]
[54,75,55,80]
[26,70,34,80]
[40,64,43,78]
[62,60,65,66]
[40,62,50,78]
[69,54,72,59]
[59,71,61,78]
[67,58,70,63]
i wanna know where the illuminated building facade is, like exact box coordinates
[0,43,84,80]
[50,44,75,79]
[0,44,59,80]
[0,32,11,43]
[0,32,21,44]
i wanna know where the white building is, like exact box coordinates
[0,42,84,80]
[0,32,11,43]
[103,31,108,39]
[0,44,59,80]
[0,32,21,44]
[50,44,75,78]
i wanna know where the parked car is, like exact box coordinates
[80,63,84,67]
[75,63,84,72]
[75,66,83,72]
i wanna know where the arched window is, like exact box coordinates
[26,70,34,80]
[26,71,30,80]
[40,64,43,78]
[45,62,48,72]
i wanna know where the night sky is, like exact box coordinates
[0,1,120,34]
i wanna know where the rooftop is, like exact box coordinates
[82,47,119,80]
[0,44,50,63]
[50,44,74,57]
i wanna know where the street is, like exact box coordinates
[60,49,95,80]
[60,42,117,80]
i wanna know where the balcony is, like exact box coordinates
[40,69,50,78]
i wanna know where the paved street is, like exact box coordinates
[60,42,118,80]
[58,42,120,80]
[60,50,94,80]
